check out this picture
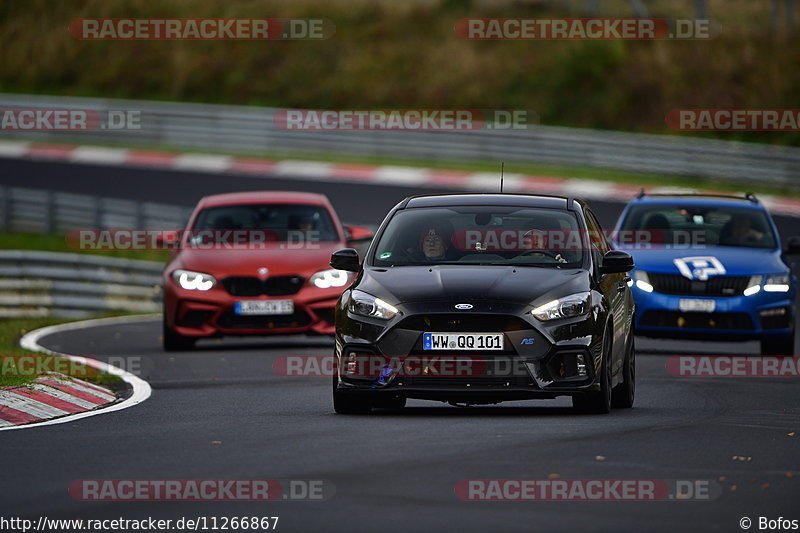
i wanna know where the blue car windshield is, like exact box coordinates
[620,204,777,249]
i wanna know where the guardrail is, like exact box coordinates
[0,250,162,318]
[0,185,193,235]
[2,93,799,187]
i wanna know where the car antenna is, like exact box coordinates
[500,162,504,193]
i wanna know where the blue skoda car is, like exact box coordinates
[614,193,799,355]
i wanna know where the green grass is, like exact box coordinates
[0,232,170,263]
[0,317,124,388]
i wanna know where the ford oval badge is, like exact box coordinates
[455,303,473,310]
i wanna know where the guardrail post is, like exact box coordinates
[44,190,55,234]
[94,196,103,229]
[0,186,8,232]
[136,201,145,229]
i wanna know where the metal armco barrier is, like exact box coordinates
[1,93,799,186]
[0,250,162,318]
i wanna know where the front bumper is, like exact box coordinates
[632,285,795,340]
[334,300,607,402]
[164,281,343,337]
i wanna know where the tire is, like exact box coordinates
[760,331,795,356]
[573,329,613,414]
[162,315,196,351]
[612,334,635,408]
[332,375,372,414]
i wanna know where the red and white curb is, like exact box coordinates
[0,315,153,431]
[2,139,799,217]
[0,372,116,427]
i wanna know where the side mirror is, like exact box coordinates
[330,248,361,272]
[344,225,374,243]
[784,236,800,255]
[599,250,634,274]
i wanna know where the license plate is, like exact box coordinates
[678,299,716,313]
[234,300,294,316]
[423,333,504,351]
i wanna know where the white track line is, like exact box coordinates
[2,314,155,431]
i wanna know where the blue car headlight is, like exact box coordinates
[764,274,791,293]
[632,270,653,293]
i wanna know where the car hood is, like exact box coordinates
[167,243,343,278]
[619,245,788,277]
[358,265,589,306]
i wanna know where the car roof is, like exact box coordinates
[198,191,331,208]
[630,193,764,209]
[403,193,572,210]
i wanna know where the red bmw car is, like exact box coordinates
[161,191,372,350]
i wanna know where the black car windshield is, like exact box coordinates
[372,206,585,268]
[191,203,339,243]
[620,204,777,249]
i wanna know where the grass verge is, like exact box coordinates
[0,232,170,263]
[0,316,130,388]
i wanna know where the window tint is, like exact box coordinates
[372,206,584,268]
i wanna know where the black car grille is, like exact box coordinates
[216,310,311,329]
[641,310,753,330]
[647,274,750,296]
[396,314,531,333]
[222,276,305,296]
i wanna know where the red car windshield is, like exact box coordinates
[190,203,339,243]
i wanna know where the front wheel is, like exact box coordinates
[332,375,373,414]
[573,330,613,414]
[760,331,795,356]
[612,335,635,408]
[162,315,196,351]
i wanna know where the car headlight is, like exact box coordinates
[309,269,351,289]
[744,275,762,296]
[531,291,591,321]
[348,290,400,320]
[172,269,216,291]
[764,274,791,293]
[633,270,653,293]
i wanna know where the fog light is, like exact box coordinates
[759,307,787,317]
[345,352,358,375]
[576,353,587,377]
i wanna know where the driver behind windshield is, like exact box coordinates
[721,213,764,245]
[413,224,460,262]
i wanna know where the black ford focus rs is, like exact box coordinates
[330,193,636,414]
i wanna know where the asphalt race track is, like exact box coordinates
[2,158,800,532]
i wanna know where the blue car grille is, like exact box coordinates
[647,274,750,296]
[641,310,753,330]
